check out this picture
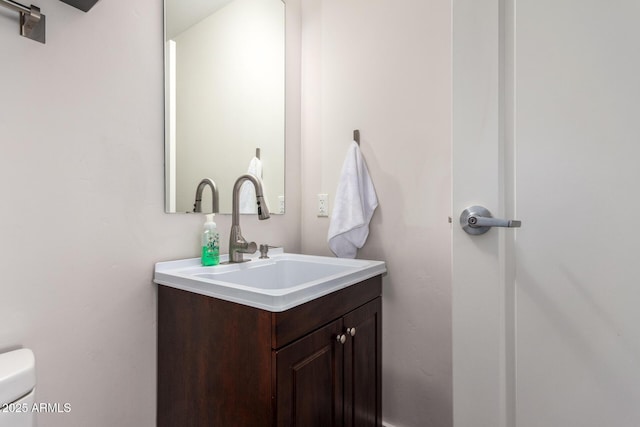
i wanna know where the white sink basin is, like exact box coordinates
[154,250,386,312]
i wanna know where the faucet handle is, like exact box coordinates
[246,241,257,254]
[233,236,257,255]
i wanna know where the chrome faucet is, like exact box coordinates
[229,173,271,263]
[193,178,219,213]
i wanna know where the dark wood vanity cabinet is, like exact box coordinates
[276,298,382,427]
[157,275,382,427]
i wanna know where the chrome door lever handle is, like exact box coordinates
[469,216,521,228]
[460,206,521,235]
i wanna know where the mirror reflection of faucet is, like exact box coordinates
[193,178,219,213]
[228,173,271,263]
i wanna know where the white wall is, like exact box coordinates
[300,0,452,426]
[0,0,300,426]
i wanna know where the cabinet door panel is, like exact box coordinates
[344,298,382,427]
[275,319,344,427]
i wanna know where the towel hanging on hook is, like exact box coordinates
[328,133,378,258]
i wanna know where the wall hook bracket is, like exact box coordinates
[1,0,45,43]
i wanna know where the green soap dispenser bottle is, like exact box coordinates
[201,213,220,266]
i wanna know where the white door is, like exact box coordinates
[453,1,640,426]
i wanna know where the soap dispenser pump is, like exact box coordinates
[201,213,220,266]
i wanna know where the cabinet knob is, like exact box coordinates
[336,334,346,344]
[346,327,357,337]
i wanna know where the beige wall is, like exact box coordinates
[300,0,452,425]
[0,0,450,426]
[0,0,300,425]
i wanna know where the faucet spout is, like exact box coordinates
[229,173,271,263]
[193,178,219,213]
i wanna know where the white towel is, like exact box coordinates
[239,156,263,214]
[327,141,378,258]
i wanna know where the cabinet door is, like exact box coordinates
[275,319,344,427]
[343,298,382,427]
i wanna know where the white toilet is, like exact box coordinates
[0,349,36,427]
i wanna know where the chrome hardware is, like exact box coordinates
[193,178,219,213]
[347,327,356,337]
[336,334,346,344]
[460,205,521,235]
[259,244,278,259]
[228,173,271,263]
[0,0,46,43]
[259,244,270,259]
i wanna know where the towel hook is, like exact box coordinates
[255,147,260,159]
[353,130,360,145]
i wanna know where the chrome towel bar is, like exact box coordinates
[0,0,45,43]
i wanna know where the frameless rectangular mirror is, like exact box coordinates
[164,0,286,214]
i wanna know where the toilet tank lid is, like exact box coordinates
[0,349,35,405]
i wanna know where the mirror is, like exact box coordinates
[164,0,286,214]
